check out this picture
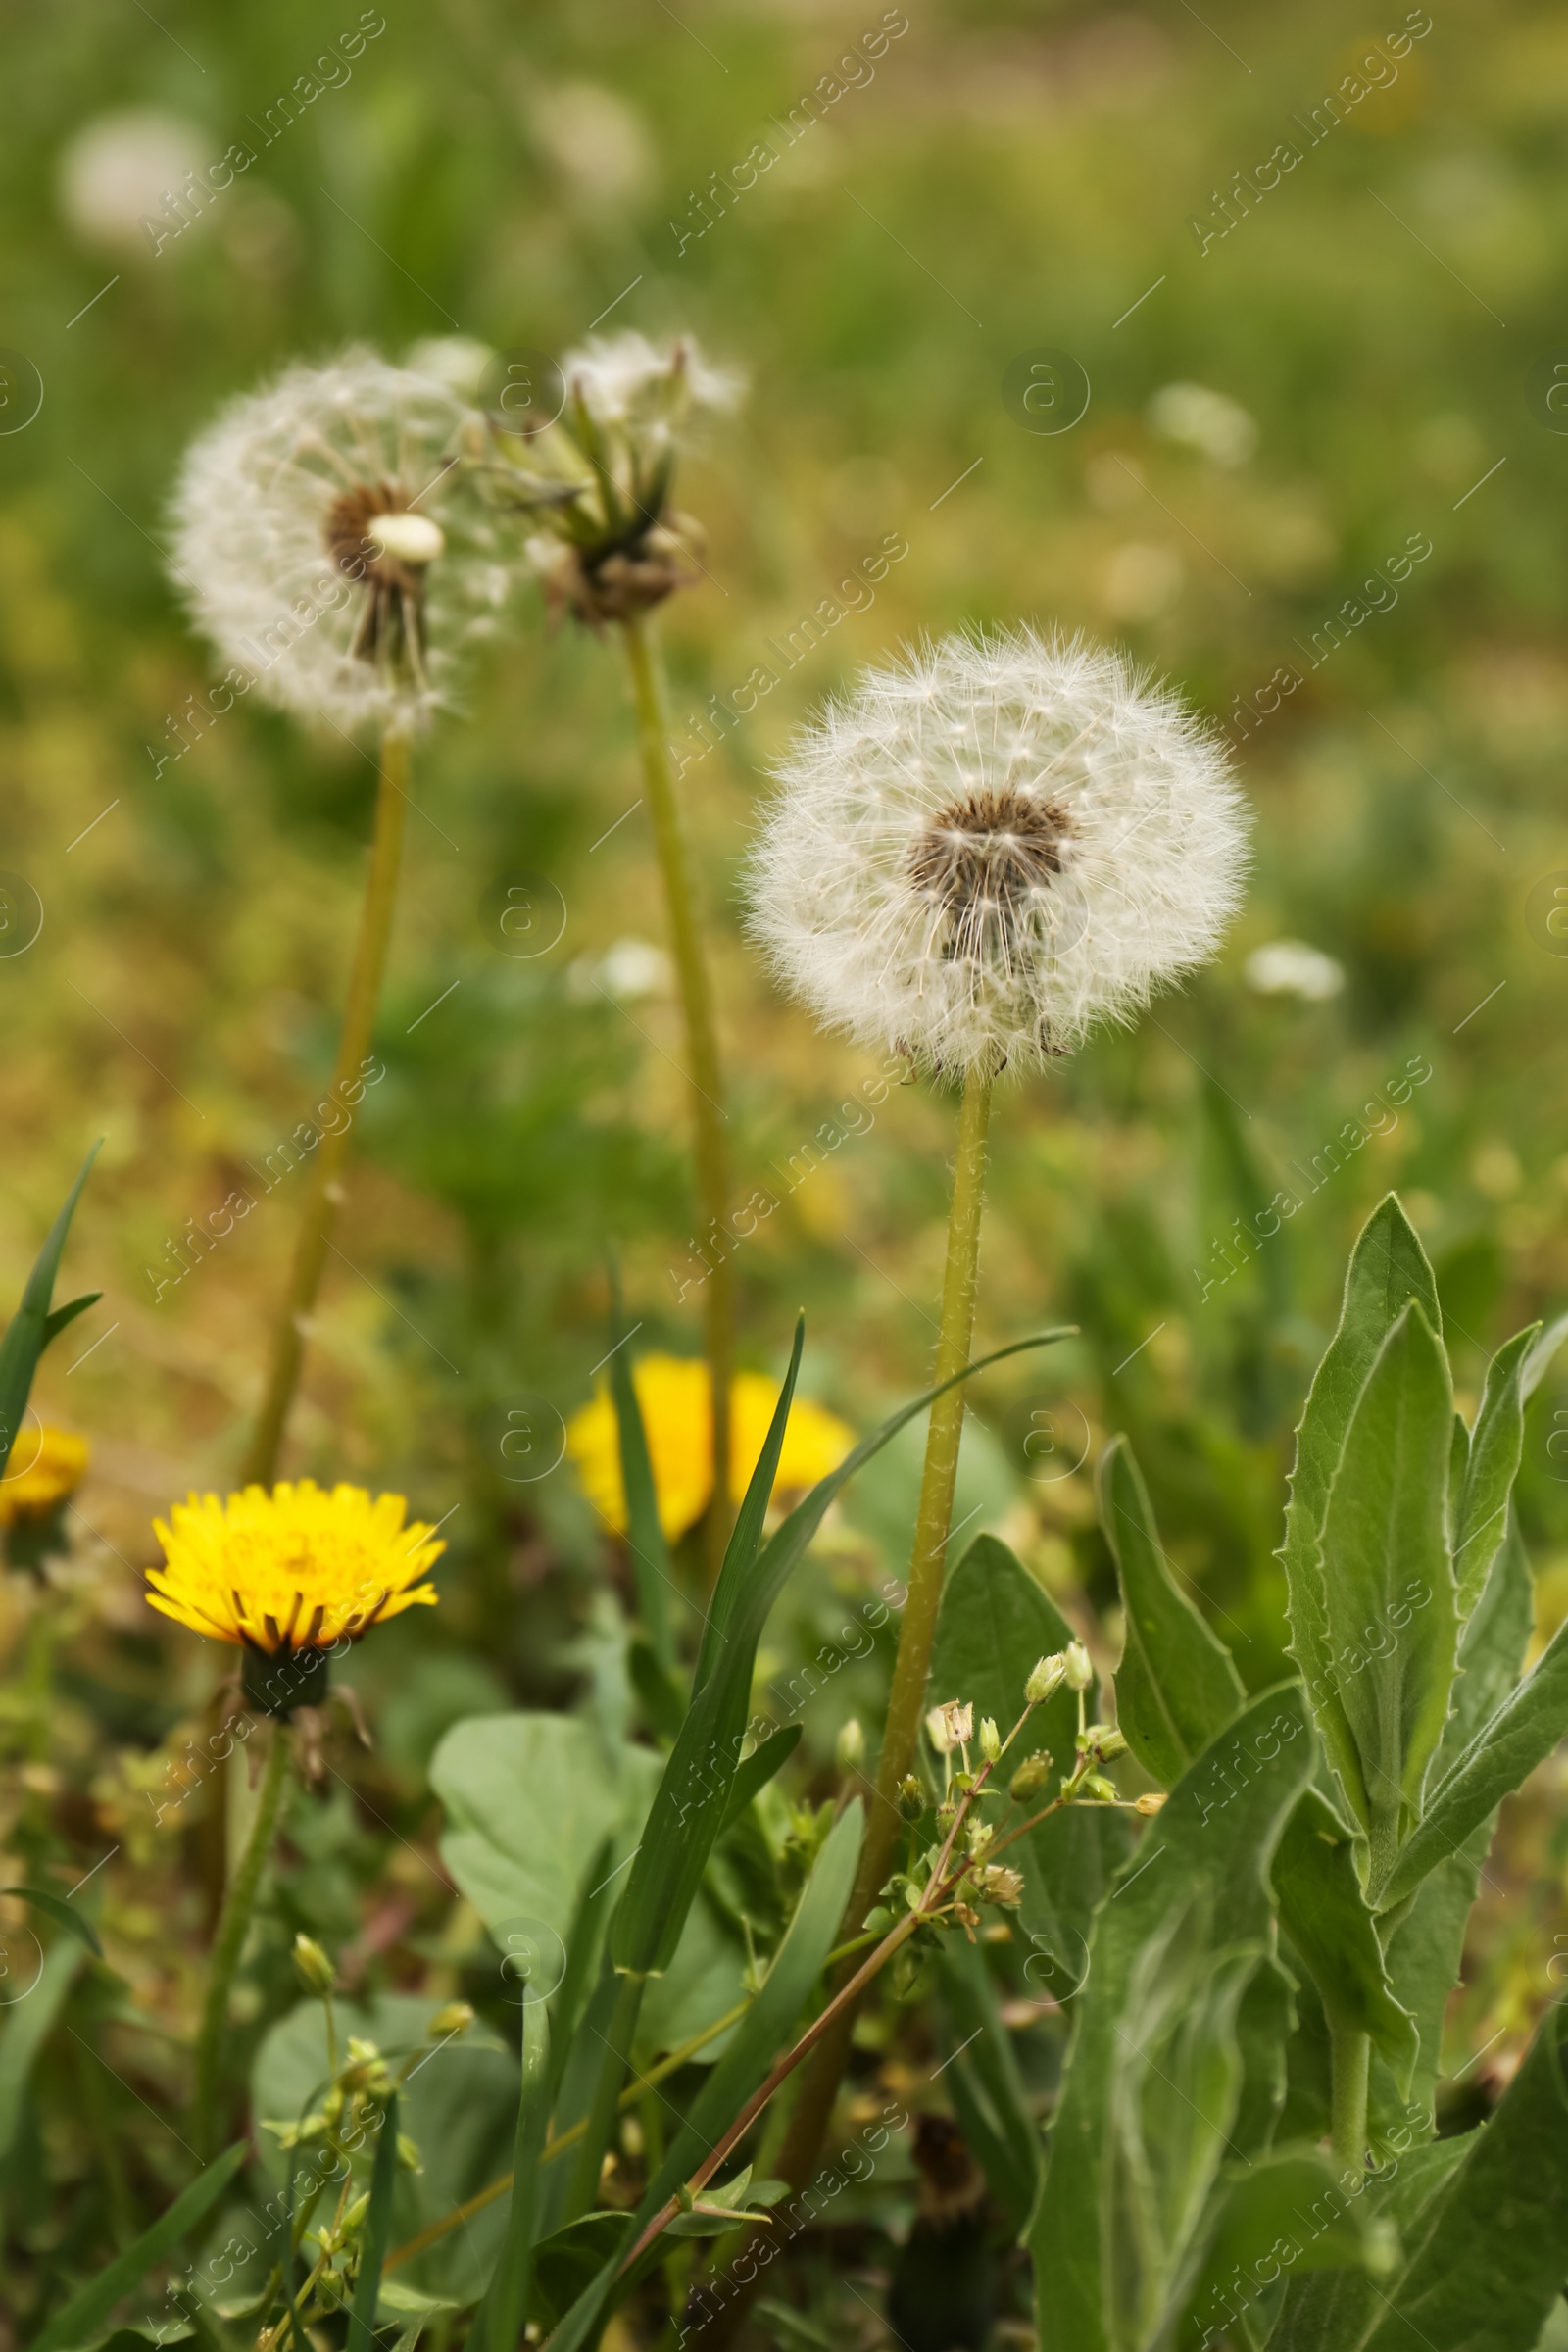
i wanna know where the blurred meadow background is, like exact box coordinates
[6,0,1568,2321]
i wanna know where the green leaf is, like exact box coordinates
[529,2211,633,2334]
[1373,1824,1492,2139]
[1177,2145,1397,2351]
[1380,1603,1568,1910]
[1452,1325,1537,1622]
[1522,1309,1568,1401]
[613,1324,1071,1980]
[1270,2138,1467,2351]
[1280,1196,1439,1833]
[929,1533,1130,2002]
[346,2088,400,2352]
[2,1886,103,1960]
[1271,1793,1417,2090]
[1031,1686,1316,2352]
[607,1323,675,1674]
[41,1294,101,1348]
[0,1938,82,2165]
[0,1145,100,1483]
[33,2141,247,2352]
[718,1725,801,1838]
[934,1932,1041,2234]
[1438,1508,1533,1777]
[1358,2002,1568,2350]
[1098,1434,1245,1788]
[469,1999,550,2352]
[1319,1302,1456,1865]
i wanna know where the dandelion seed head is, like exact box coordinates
[746,627,1250,1077]
[170,349,504,732]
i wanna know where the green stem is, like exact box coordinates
[241,728,411,1489]
[1330,2020,1370,2180]
[565,1970,647,2221]
[192,1723,291,2161]
[619,612,733,1588]
[765,1063,994,2230]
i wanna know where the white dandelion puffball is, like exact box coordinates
[561,329,743,425]
[171,350,508,733]
[1245,938,1344,1002]
[747,630,1250,1076]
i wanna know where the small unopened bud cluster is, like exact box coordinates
[1025,1641,1094,1705]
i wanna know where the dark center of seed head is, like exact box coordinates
[907,785,1072,922]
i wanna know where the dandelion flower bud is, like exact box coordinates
[978,1716,1002,1764]
[836,1717,865,1773]
[746,629,1249,1078]
[292,1933,336,1994]
[1063,1642,1094,1692]
[170,350,505,733]
[1025,1653,1066,1705]
[1009,1750,1053,1800]
[1134,1791,1168,1817]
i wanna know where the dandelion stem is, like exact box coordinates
[619,611,733,1585]
[241,727,410,1488]
[192,1721,291,2161]
[1330,2020,1370,2180]
[765,1061,994,2230]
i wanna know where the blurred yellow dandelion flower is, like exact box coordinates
[0,1427,89,1528]
[146,1480,443,1654]
[566,1356,855,1542]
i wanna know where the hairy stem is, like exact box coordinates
[241,728,411,1488]
[619,612,732,1587]
[1330,2020,1371,2180]
[767,1064,994,2203]
[192,1723,291,2161]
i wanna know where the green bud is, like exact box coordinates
[1095,1726,1128,1762]
[292,1933,336,1994]
[966,1819,994,1858]
[978,1717,1002,1763]
[339,2192,371,2241]
[1025,1653,1066,1704]
[428,2001,475,2040]
[1063,1642,1094,1692]
[897,1774,925,1822]
[1083,1772,1118,1802]
[1009,1750,1054,1800]
[396,2132,423,2173]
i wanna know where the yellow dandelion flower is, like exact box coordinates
[566,1355,855,1543]
[147,1479,443,1656]
[0,1427,89,1529]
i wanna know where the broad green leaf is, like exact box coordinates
[1268,2137,1467,2352]
[33,2141,246,2352]
[1177,2145,1397,2351]
[1031,1686,1315,2352]
[614,1325,1070,1979]
[935,1932,1040,2234]
[1,1886,103,1960]
[607,1324,675,1674]
[1319,1302,1456,1866]
[469,1998,550,2352]
[346,2088,400,2352]
[0,1145,100,1483]
[1453,1325,1538,1621]
[1437,1509,1533,1777]
[1359,2002,1568,2351]
[1272,1792,1417,2090]
[1280,1196,1439,1832]
[930,1534,1130,1998]
[1372,1824,1492,2138]
[1099,1434,1245,1788]
[0,1938,82,2164]
[1379,1604,1568,1910]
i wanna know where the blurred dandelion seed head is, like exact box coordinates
[747,628,1250,1077]
[170,350,505,732]
[1245,938,1346,1001]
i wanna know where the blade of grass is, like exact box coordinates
[33,2142,246,2352]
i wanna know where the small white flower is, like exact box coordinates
[747,629,1250,1076]
[1245,938,1345,1002]
[170,349,507,732]
[1148,381,1258,467]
